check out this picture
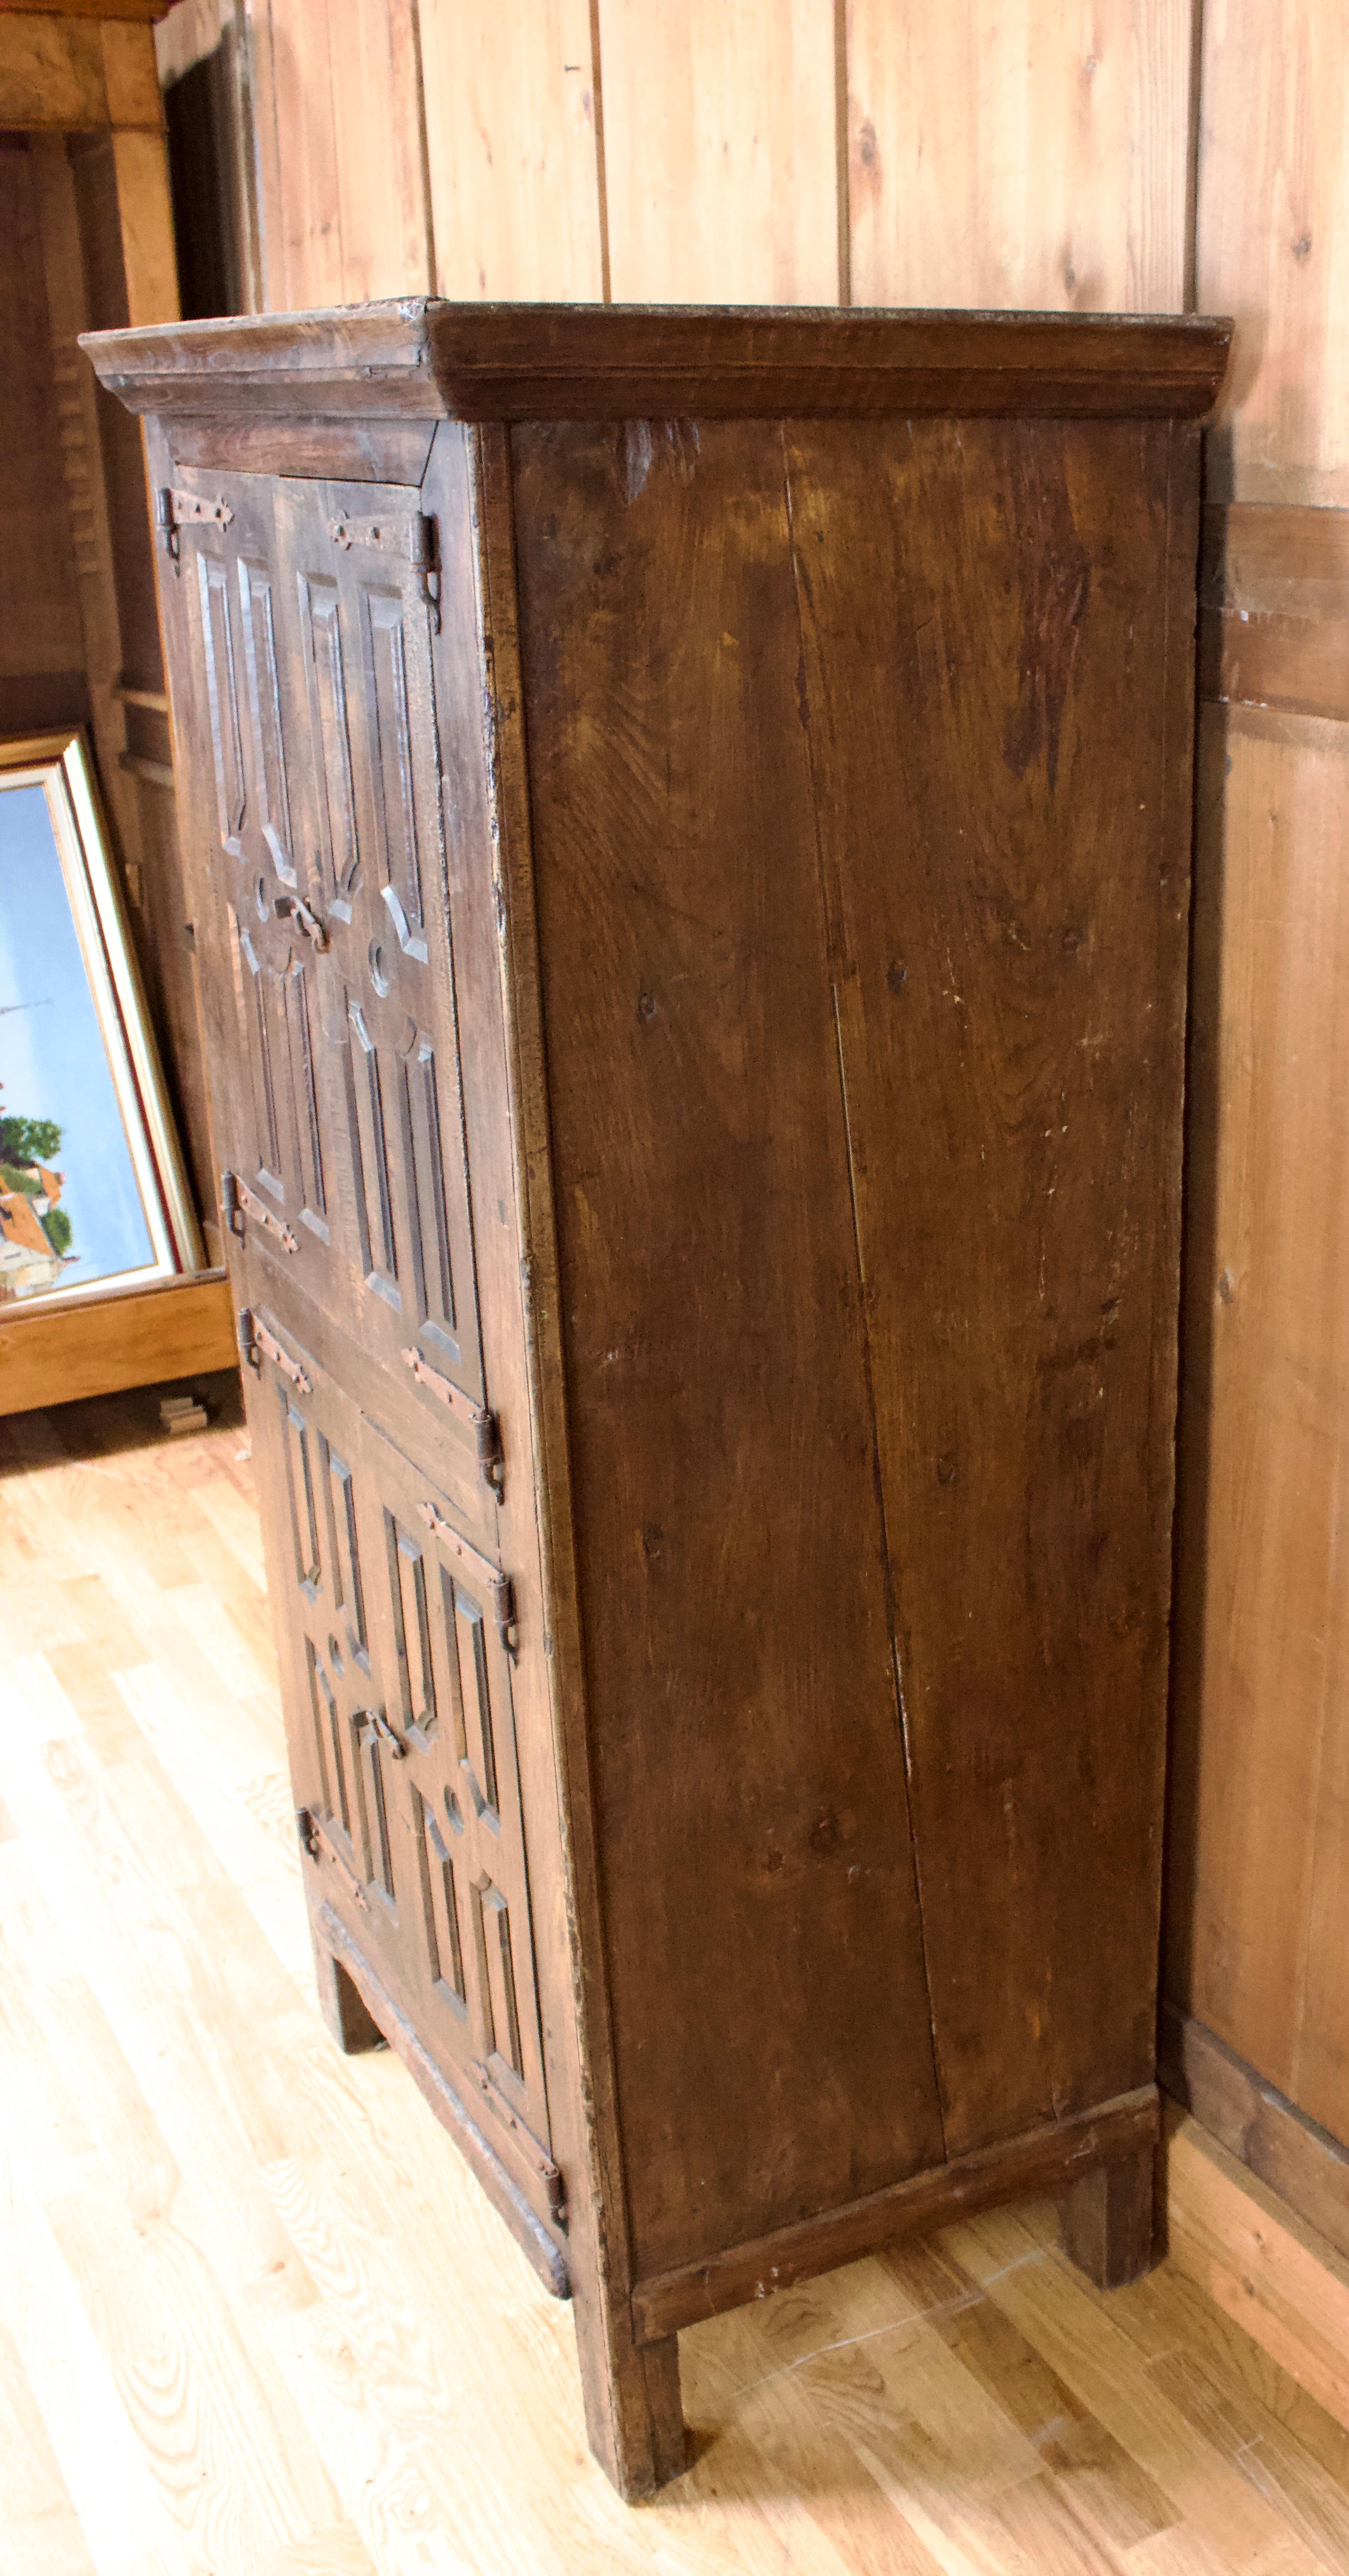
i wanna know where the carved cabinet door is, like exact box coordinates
[273,480,490,1506]
[362,1419,555,2205]
[167,475,339,1317]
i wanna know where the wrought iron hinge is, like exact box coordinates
[400,1346,503,1496]
[296,1807,367,1909]
[329,509,441,631]
[416,1501,518,1653]
[272,892,330,952]
[222,1169,299,1255]
[464,2060,566,2220]
[155,485,234,573]
[238,1306,313,1394]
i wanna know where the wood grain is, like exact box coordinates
[0,1272,237,1413]
[85,299,1233,427]
[846,0,1193,313]
[4,1386,1349,2570]
[1197,0,1349,507]
[597,0,839,303]
[249,0,431,308]
[420,0,605,302]
[1167,703,1349,2139]
[1161,2003,1349,2270]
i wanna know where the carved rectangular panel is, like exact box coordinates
[170,475,338,1307]
[275,478,487,1447]
[366,1417,551,2149]
[244,1316,402,1925]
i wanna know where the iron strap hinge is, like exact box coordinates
[222,1169,299,1255]
[238,1307,313,1394]
[400,1346,503,1495]
[328,510,440,630]
[156,485,234,572]
[416,1501,518,1654]
[465,2061,565,2215]
[296,1807,368,1909]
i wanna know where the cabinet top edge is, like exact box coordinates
[81,298,1233,424]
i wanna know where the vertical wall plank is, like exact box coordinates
[1197,0,1349,504]
[248,0,430,310]
[1169,706,1349,2138]
[419,0,604,300]
[846,0,1192,312]
[597,0,839,304]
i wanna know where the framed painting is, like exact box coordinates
[0,728,202,1313]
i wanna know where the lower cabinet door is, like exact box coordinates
[242,1299,556,2218]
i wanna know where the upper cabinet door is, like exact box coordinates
[166,473,339,1316]
[274,479,487,1436]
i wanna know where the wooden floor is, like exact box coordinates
[5,1388,1349,2576]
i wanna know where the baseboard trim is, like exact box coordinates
[1164,2100,1349,2434]
[632,2083,1160,2344]
[1159,2001,1349,2268]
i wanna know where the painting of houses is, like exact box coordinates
[0,1153,77,1301]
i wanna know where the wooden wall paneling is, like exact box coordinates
[157,1,263,317]
[846,0,1194,313]
[246,0,431,309]
[0,13,109,127]
[1167,701,1349,2137]
[596,0,839,304]
[419,0,605,301]
[0,137,88,739]
[1197,0,1349,505]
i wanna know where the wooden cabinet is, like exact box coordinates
[85,301,1230,2499]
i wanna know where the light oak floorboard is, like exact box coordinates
[2,1375,1348,2575]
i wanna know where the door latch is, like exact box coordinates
[273,893,330,952]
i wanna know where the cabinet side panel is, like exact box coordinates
[784,414,1192,2156]
[510,417,946,2283]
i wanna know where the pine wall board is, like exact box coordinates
[1198,0,1349,506]
[845,0,1194,312]
[596,0,840,304]
[420,0,604,299]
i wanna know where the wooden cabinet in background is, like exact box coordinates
[86,301,1229,2498]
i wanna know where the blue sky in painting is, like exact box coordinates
[0,783,154,1287]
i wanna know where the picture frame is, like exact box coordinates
[0,728,203,1314]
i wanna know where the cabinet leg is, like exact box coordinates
[576,2310,687,2501]
[1060,2141,1157,2289]
[311,1927,386,2055]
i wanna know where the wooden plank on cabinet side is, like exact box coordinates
[0,1273,237,1415]
[596,0,838,303]
[784,415,1191,2156]
[846,0,1192,314]
[633,2086,1160,2342]
[1166,704,1349,2124]
[510,414,945,2286]
[420,0,604,301]
[1161,2004,1349,2269]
